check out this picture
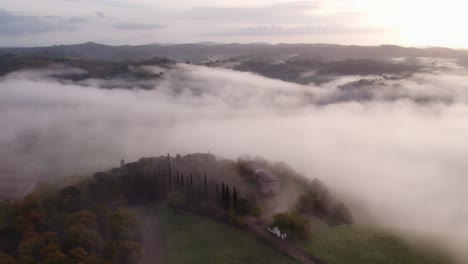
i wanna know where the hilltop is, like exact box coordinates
[0,153,454,264]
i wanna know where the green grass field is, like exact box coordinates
[156,206,298,264]
[300,218,453,264]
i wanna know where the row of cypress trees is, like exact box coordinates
[219,182,238,211]
[163,154,240,211]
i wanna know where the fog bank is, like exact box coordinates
[1,64,468,261]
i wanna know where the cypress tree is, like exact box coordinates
[225,185,231,211]
[167,153,171,190]
[176,173,180,190]
[181,173,185,190]
[190,173,193,192]
[153,168,158,196]
[160,165,166,192]
[221,182,226,207]
[203,174,207,194]
[233,187,238,210]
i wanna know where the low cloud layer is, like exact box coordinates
[1,64,468,261]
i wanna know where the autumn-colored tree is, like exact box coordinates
[69,247,87,262]
[18,227,43,257]
[118,240,141,264]
[66,210,97,229]
[83,253,104,264]
[109,208,137,241]
[41,252,73,264]
[28,211,47,228]
[14,193,40,215]
[40,242,61,259]
[63,224,103,252]
[167,192,187,213]
[17,256,36,264]
[102,241,118,262]
[0,251,15,264]
[41,232,58,244]
[271,213,310,240]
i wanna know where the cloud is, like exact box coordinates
[0,9,85,36]
[113,22,164,30]
[208,24,384,36]
[2,63,468,262]
[96,11,106,18]
[185,2,322,24]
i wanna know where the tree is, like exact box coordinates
[167,166,171,191]
[330,202,353,225]
[0,252,15,264]
[216,184,219,201]
[41,232,58,244]
[40,243,61,259]
[189,173,193,193]
[102,241,118,262]
[69,247,87,262]
[221,183,226,207]
[109,208,137,241]
[271,213,309,240]
[181,173,185,191]
[41,252,73,264]
[237,198,251,216]
[232,187,238,210]
[66,210,97,229]
[18,231,42,257]
[118,240,141,264]
[203,174,208,196]
[176,173,180,191]
[58,185,82,212]
[63,224,103,251]
[167,192,187,213]
[225,185,231,211]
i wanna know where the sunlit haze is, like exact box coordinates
[1,0,468,47]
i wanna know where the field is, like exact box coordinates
[155,205,298,264]
[300,218,453,264]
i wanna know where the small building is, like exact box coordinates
[243,162,281,195]
[254,168,280,195]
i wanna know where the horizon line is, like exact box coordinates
[0,41,465,51]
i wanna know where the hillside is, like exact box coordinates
[2,43,468,63]
[0,54,175,89]
[0,153,455,264]
[300,218,452,264]
[155,205,298,264]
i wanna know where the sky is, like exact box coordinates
[1,0,468,47]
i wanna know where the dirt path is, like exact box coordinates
[244,217,324,264]
[133,207,165,264]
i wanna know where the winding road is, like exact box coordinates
[133,208,165,264]
[244,217,325,264]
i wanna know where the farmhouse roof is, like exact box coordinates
[255,169,279,183]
